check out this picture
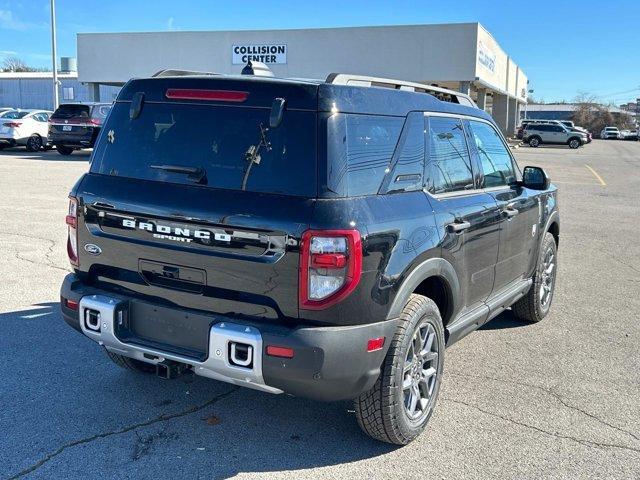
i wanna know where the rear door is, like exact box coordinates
[424,115,501,315]
[466,118,539,291]
[74,78,319,321]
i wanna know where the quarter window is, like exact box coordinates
[382,112,425,193]
[426,116,474,194]
[468,120,516,188]
[327,114,403,196]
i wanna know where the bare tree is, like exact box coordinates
[1,56,48,72]
[572,91,631,134]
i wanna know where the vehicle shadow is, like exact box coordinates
[0,148,91,161]
[478,309,526,330]
[1,303,397,479]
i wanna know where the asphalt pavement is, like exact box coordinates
[1,140,639,479]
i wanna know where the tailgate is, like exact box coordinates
[76,174,313,320]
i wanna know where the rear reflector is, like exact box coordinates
[65,298,79,310]
[266,345,294,359]
[165,89,248,102]
[367,337,385,352]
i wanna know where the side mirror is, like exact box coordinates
[522,166,550,190]
[269,98,286,129]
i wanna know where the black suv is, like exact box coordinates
[60,70,559,445]
[48,102,111,155]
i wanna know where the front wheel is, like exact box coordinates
[354,294,445,445]
[568,138,580,149]
[512,232,557,323]
[25,134,43,152]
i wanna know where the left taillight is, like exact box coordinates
[66,197,79,267]
[299,230,362,310]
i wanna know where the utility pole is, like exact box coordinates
[50,0,59,110]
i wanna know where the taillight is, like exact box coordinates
[66,197,79,267]
[3,122,21,128]
[89,118,102,126]
[299,230,362,310]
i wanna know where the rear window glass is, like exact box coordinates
[326,114,403,196]
[51,104,91,119]
[2,111,29,119]
[90,102,316,197]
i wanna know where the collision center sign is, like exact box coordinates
[232,44,287,64]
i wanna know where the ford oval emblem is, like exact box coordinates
[84,244,102,255]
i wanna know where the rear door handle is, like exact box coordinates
[447,220,471,233]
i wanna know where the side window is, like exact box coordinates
[327,114,403,196]
[468,120,516,188]
[383,112,425,193]
[425,116,474,194]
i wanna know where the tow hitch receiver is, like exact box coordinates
[156,361,190,379]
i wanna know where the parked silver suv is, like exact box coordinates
[523,123,586,149]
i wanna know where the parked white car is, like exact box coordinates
[0,110,53,151]
[600,126,621,140]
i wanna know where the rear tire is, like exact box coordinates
[56,145,74,156]
[512,232,557,323]
[105,350,156,374]
[354,294,445,445]
[25,134,43,152]
[528,136,541,147]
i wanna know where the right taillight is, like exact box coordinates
[299,230,362,310]
[66,197,79,267]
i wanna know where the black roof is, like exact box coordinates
[117,75,492,122]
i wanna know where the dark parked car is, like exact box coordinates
[60,68,559,445]
[48,103,111,155]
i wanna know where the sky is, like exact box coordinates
[1,0,639,105]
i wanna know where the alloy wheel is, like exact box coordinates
[539,247,556,308]
[402,321,439,422]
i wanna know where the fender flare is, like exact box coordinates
[386,257,460,320]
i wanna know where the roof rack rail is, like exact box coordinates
[325,73,476,107]
[152,69,220,78]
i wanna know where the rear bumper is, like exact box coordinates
[49,134,95,147]
[60,274,397,401]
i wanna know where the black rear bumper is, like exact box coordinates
[60,274,398,401]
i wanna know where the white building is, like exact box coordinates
[77,23,528,134]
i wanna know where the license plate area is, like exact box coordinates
[115,301,213,361]
[62,125,72,131]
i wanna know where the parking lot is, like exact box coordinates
[1,140,639,479]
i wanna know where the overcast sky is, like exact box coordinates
[1,0,639,105]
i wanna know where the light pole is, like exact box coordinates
[50,0,59,110]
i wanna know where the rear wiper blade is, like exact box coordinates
[150,164,207,184]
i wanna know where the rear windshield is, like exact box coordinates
[51,104,91,119]
[2,111,29,119]
[90,102,316,197]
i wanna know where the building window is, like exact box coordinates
[62,87,74,100]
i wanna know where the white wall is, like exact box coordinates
[78,24,482,85]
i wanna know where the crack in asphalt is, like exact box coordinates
[6,387,238,479]
[443,396,640,454]
[0,231,69,273]
[449,371,640,444]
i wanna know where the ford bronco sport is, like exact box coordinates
[60,67,559,445]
